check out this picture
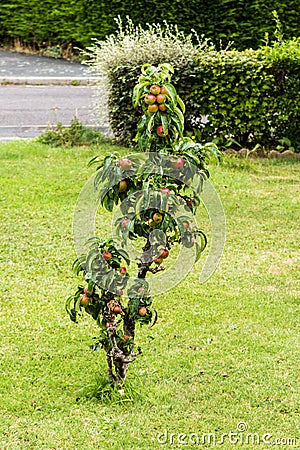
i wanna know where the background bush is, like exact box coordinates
[0,0,299,50]
[85,21,300,151]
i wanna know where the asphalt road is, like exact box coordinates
[0,85,108,139]
[0,50,108,140]
[0,50,89,78]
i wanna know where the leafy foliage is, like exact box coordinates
[0,1,300,50]
[37,117,105,147]
[86,26,300,151]
[66,64,215,385]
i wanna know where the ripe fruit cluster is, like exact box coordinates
[144,85,169,137]
[153,248,169,265]
[144,85,167,114]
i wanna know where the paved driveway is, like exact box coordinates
[0,50,107,140]
[0,50,92,79]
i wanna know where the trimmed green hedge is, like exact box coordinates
[0,0,299,50]
[182,44,300,151]
[89,38,300,151]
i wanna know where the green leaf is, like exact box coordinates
[173,106,185,128]
[147,113,156,133]
[116,248,130,265]
[164,83,178,107]
[132,81,150,107]
[86,249,100,272]
[161,114,169,134]
[148,307,158,328]
[66,295,75,318]
[196,230,207,254]
[170,115,184,136]
[141,63,152,75]
[88,155,102,168]
[72,257,85,275]
[177,95,186,114]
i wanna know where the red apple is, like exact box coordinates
[119,158,132,170]
[103,251,112,261]
[138,306,148,316]
[156,93,166,104]
[119,180,127,192]
[148,104,159,113]
[113,305,122,314]
[153,256,163,264]
[150,85,161,95]
[159,248,169,259]
[172,157,185,169]
[144,93,156,104]
[160,187,170,195]
[156,125,168,137]
[80,294,89,307]
[122,218,130,228]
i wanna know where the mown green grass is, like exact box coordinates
[0,141,299,449]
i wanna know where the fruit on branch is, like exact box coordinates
[144,94,156,105]
[122,218,130,228]
[160,85,168,94]
[156,125,168,137]
[158,104,167,111]
[150,85,161,95]
[123,335,130,341]
[172,157,185,169]
[187,197,199,208]
[80,294,89,307]
[153,256,163,264]
[119,158,132,169]
[147,218,156,227]
[148,104,159,113]
[159,248,169,259]
[103,251,112,261]
[160,187,170,195]
[138,306,148,316]
[120,267,127,274]
[84,288,91,296]
[106,321,114,329]
[156,94,166,104]
[113,305,122,314]
[152,212,163,223]
[119,180,127,192]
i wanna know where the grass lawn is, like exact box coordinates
[0,140,299,449]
